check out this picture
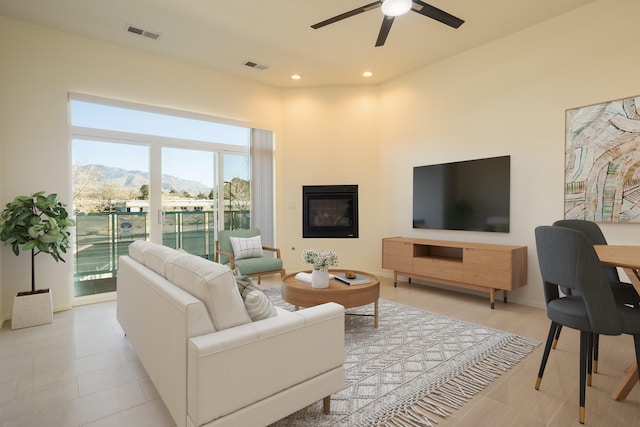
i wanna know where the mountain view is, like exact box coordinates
[73,164,213,197]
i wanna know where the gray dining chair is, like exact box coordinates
[534,225,640,424]
[553,219,639,304]
[552,220,640,372]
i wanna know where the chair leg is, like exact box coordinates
[593,334,599,373]
[634,334,640,383]
[587,333,594,387]
[579,331,588,424]
[553,325,562,349]
[536,321,559,390]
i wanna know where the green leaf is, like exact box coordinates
[22,240,37,251]
[27,226,40,239]
[39,234,59,244]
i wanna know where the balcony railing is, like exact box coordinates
[74,210,249,296]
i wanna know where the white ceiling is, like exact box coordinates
[0,0,597,88]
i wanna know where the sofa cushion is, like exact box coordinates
[166,254,251,330]
[146,245,185,278]
[128,240,182,278]
[244,290,278,321]
[230,235,264,260]
[128,240,153,264]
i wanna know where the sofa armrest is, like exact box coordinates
[187,302,344,426]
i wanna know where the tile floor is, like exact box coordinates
[1,277,639,426]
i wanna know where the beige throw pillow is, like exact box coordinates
[236,275,260,298]
[229,235,263,260]
[244,290,277,321]
[235,274,278,321]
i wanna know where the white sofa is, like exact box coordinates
[117,241,345,427]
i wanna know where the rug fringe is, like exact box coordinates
[359,335,539,426]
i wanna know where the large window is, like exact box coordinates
[70,95,254,302]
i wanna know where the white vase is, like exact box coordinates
[311,269,330,289]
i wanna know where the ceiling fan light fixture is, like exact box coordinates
[381,0,412,17]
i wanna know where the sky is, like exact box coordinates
[71,100,250,185]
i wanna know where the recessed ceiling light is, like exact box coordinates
[363,71,373,77]
[291,74,302,80]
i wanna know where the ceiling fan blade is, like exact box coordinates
[375,16,394,47]
[412,0,465,28]
[311,1,382,29]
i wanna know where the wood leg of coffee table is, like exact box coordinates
[374,299,379,329]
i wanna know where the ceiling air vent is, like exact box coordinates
[243,61,269,71]
[126,24,160,40]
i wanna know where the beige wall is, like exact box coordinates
[1,0,639,322]
[379,0,640,306]
[279,86,381,273]
[0,17,282,319]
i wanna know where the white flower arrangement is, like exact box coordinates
[302,248,338,272]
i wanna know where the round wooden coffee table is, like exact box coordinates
[281,269,380,328]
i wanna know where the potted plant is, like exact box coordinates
[0,192,75,329]
[302,248,339,289]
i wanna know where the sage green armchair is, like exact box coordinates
[215,228,285,284]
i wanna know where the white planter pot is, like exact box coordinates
[11,289,53,330]
[311,269,330,289]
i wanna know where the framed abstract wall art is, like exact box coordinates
[565,95,640,223]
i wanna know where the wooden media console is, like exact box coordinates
[382,237,528,309]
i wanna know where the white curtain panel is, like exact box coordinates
[250,128,275,247]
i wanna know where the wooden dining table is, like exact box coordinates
[594,244,640,400]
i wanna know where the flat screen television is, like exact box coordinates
[413,155,510,233]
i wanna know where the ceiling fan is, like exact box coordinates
[311,0,465,47]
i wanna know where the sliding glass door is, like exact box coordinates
[72,139,149,298]
[70,95,253,302]
[161,147,217,257]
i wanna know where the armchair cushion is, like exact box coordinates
[217,228,284,280]
[233,257,284,276]
[230,235,263,260]
[217,228,261,265]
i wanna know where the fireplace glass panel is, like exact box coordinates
[303,185,358,238]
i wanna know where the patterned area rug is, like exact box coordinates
[265,287,539,427]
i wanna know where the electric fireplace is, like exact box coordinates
[302,185,358,238]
